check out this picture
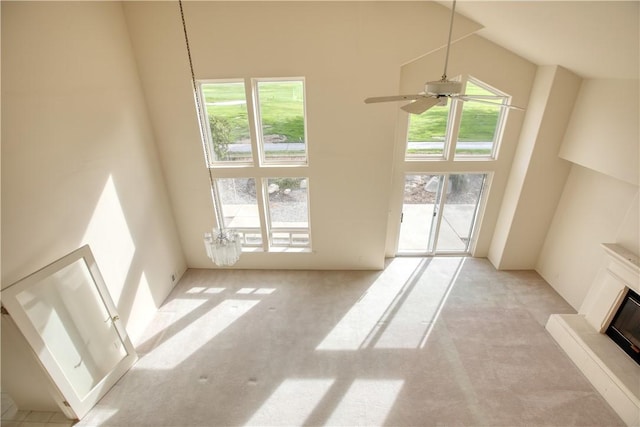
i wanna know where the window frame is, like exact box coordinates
[405,101,455,161]
[452,77,509,161]
[252,77,309,166]
[196,77,311,253]
[263,177,311,248]
[197,78,254,167]
[404,75,511,162]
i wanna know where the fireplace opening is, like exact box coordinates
[606,287,640,365]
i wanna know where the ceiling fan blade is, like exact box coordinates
[458,94,508,100]
[401,97,441,114]
[457,95,524,111]
[364,94,423,104]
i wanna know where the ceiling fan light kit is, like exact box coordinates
[364,0,522,114]
[425,80,462,96]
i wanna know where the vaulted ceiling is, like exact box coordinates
[442,0,639,79]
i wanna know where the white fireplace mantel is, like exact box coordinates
[546,243,640,427]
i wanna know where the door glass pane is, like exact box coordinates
[266,177,310,247]
[455,81,502,158]
[406,104,451,159]
[200,81,252,163]
[256,80,307,163]
[14,259,127,399]
[398,175,442,253]
[215,178,261,245]
[436,173,485,252]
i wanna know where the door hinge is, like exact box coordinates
[1,305,9,315]
[62,400,71,407]
[400,212,404,223]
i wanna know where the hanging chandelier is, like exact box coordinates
[179,0,242,266]
[204,229,242,266]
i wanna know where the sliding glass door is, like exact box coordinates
[398,173,487,255]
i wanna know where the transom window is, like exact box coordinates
[197,78,310,251]
[405,77,509,160]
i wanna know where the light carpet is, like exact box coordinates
[77,257,625,427]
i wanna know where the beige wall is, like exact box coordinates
[488,66,581,269]
[536,78,640,310]
[1,1,185,409]
[536,165,638,309]
[559,79,639,186]
[122,1,481,269]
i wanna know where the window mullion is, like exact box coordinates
[445,100,461,161]
[446,76,466,161]
[246,78,262,166]
[255,177,270,251]
[490,105,508,159]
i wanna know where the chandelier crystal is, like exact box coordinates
[204,229,242,267]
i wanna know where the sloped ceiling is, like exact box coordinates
[444,0,639,79]
[166,1,639,79]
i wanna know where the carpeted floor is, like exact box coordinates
[77,257,625,426]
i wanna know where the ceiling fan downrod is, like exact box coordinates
[441,0,457,81]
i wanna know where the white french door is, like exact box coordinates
[1,245,137,420]
[398,173,487,255]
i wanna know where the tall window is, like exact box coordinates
[405,77,509,160]
[197,78,311,251]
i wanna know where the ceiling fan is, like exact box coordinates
[364,0,523,115]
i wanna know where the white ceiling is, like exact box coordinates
[443,1,640,79]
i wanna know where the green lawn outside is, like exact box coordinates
[202,80,502,144]
[407,81,501,142]
[202,81,304,143]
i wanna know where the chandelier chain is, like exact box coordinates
[179,1,241,266]
[178,0,222,224]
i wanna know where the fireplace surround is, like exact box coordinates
[546,243,640,427]
[606,287,640,365]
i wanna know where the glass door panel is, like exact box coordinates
[398,173,487,255]
[14,258,127,399]
[398,174,443,254]
[435,174,486,253]
[1,245,137,420]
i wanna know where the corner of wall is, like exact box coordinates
[489,65,581,270]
